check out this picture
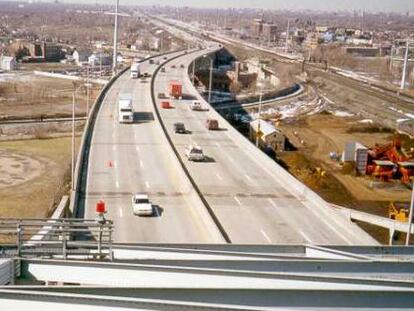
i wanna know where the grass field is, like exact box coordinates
[0,136,80,219]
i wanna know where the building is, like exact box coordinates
[0,56,17,71]
[342,141,369,175]
[262,23,278,42]
[88,52,112,66]
[251,18,264,38]
[249,119,285,151]
[8,41,63,62]
[72,49,91,65]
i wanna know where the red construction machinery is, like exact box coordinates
[366,139,414,184]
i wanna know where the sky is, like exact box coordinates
[55,0,414,13]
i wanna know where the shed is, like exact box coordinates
[249,119,285,151]
[0,56,17,71]
[343,141,368,175]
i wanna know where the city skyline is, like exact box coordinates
[49,0,414,13]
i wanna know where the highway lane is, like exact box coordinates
[83,54,224,243]
[153,47,378,245]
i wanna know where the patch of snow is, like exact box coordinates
[405,113,414,119]
[332,110,354,117]
[359,119,373,124]
[397,118,410,123]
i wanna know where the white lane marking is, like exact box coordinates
[267,198,277,208]
[112,145,116,151]
[234,196,242,206]
[228,156,235,163]
[139,160,144,168]
[136,146,140,152]
[115,180,120,189]
[119,208,123,218]
[299,230,312,243]
[112,132,115,138]
[260,230,272,243]
[145,181,150,189]
[216,173,223,181]
[215,142,221,147]
[244,174,252,182]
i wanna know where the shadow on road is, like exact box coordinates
[133,112,154,122]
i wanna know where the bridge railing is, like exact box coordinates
[0,218,113,260]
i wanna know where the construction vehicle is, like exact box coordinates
[169,81,182,99]
[366,139,414,184]
[389,202,410,222]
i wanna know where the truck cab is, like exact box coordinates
[118,96,134,123]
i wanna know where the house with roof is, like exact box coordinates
[249,119,285,151]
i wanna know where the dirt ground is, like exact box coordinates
[0,73,100,119]
[278,114,412,244]
[0,137,80,219]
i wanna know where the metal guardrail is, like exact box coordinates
[0,218,113,260]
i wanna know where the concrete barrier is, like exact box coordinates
[33,71,108,85]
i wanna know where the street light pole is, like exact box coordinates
[112,0,119,76]
[71,91,76,192]
[255,82,263,148]
[208,57,213,104]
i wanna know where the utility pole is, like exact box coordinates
[255,81,263,148]
[208,57,213,104]
[112,0,119,76]
[285,19,290,54]
[401,40,410,90]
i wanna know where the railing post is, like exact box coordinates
[108,221,113,261]
[16,221,22,257]
[98,223,103,257]
[62,220,67,260]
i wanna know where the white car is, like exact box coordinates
[131,194,153,216]
[190,101,204,111]
[185,144,205,162]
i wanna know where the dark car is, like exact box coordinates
[174,122,186,134]
[160,67,165,73]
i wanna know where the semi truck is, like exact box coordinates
[169,81,182,99]
[118,95,134,123]
[130,63,140,79]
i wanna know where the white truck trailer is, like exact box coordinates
[130,63,140,78]
[118,95,134,123]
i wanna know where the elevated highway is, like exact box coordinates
[152,44,377,245]
[81,51,224,243]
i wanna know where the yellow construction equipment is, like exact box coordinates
[389,202,409,222]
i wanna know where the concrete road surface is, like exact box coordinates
[83,53,224,243]
[152,46,378,245]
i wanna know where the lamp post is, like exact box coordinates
[203,54,213,104]
[112,0,119,76]
[255,81,264,148]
